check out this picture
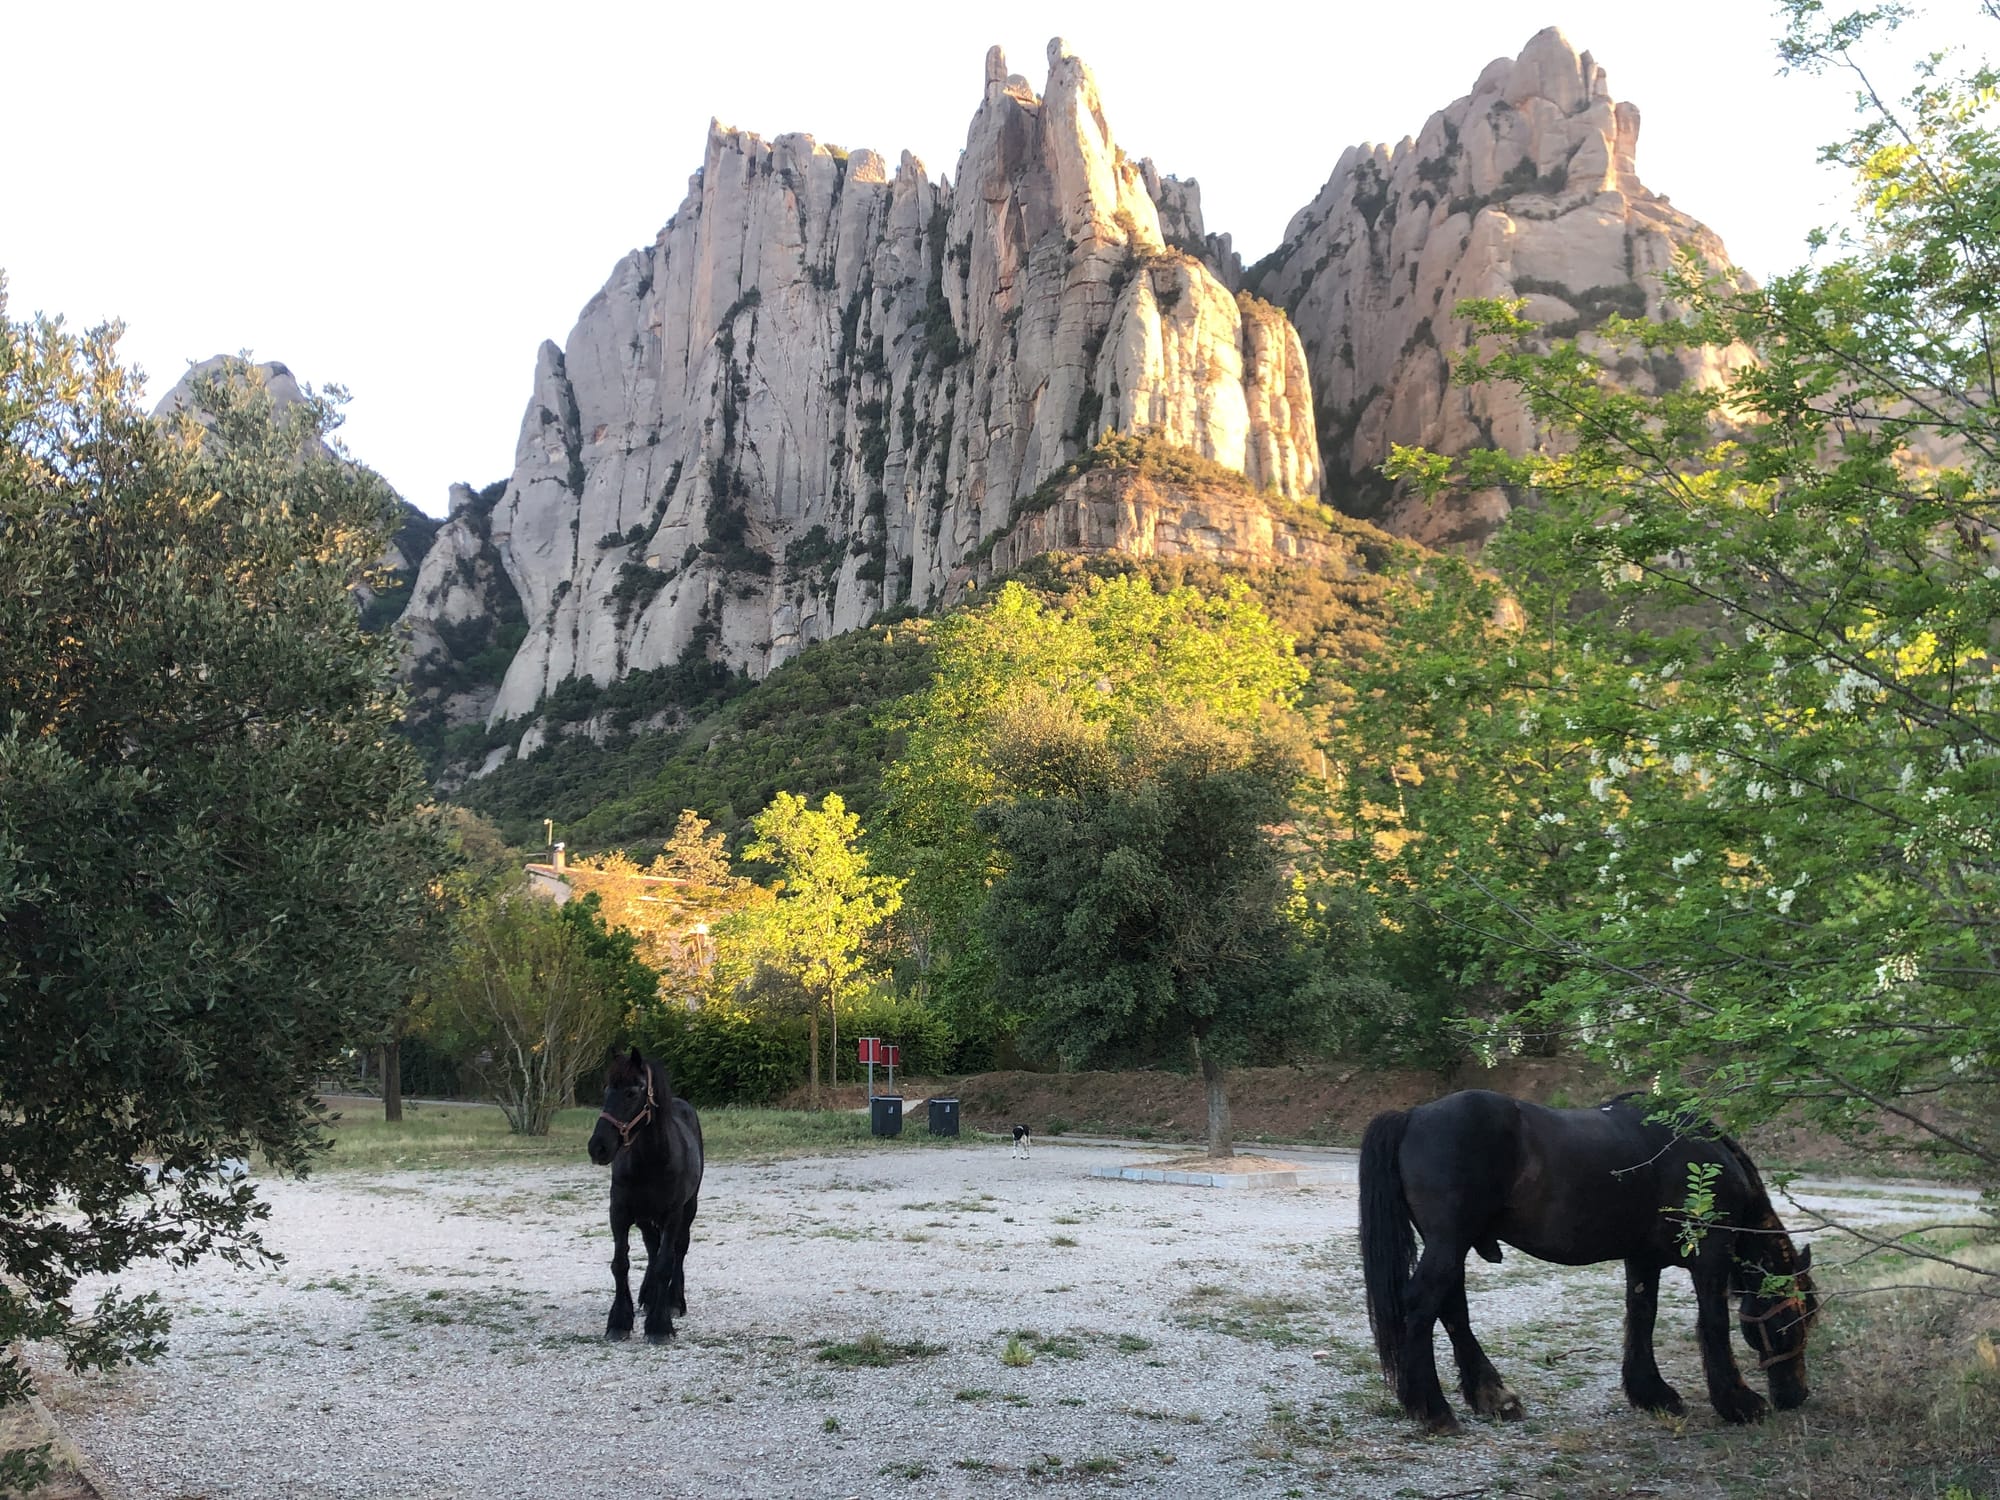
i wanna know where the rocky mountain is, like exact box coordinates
[400,38,1323,765]
[407,42,1318,725]
[401,27,1743,772]
[1247,27,1739,547]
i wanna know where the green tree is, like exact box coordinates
[421,890,654,1134]
[979,702,1327,1156]
[1331,552,1619,1053]
[881,575,1305,1059]
[0,298,448,1479]
[732,791,903,1106]
[1365,2,2000,1194]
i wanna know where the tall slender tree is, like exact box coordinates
[734,792,902,1106]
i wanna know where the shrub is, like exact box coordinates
[838,991,956,1077]
[631,1004,811,1105]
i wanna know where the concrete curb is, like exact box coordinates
[24,1380,131,1500]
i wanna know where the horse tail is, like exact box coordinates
[1359,1108,1417,1382]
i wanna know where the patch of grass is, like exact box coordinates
[366,1285,535,1336]
[822,1416,840,1432]
[1001,1334,1034,1368]
[816,1332,946,1368]
[1174,1289,1322,1348]
[318,1102,959,1172]
[878,1459,933,1480]
[955,1388,992,1402]
[1115,1334,1154,1354]
[1050,1234,1079,1248]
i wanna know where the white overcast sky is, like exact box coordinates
[6,1,1979,515]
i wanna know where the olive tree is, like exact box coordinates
[0,297,449,1480]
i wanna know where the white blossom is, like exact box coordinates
[1873,953,1921,991]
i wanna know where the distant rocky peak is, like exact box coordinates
[1251,26,1739,547]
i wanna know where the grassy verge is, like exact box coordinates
[312,1100,973,1172]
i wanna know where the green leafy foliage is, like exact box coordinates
[1352,5,2000,1188]
[728,792,904,1104]
[0,305,449,1455]
[633,1004,812,1105]
[417,891,654,1134]
[459,622,933,851]
[980,709,1325,1073]
[880,573,1311,1072]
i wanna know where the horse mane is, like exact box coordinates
[1716,1132,1777,1219]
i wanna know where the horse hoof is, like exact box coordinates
[1497,1393,1524,1421]
[1718,1389,1770,1425]
[605,1328,631,1343]
[1424,1411,1462,1435]
[645,1331,673,1346]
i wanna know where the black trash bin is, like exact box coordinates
[870,1095,904,1138]
[926,1097,960,1136]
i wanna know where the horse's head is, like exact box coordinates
[1735,1238,1819,1410]
[588,1048,658,1166]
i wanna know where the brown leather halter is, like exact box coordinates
[1739,1288,1813,1369]
[598,1066,657,1155]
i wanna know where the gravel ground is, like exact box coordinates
[31,1141,1950,1499]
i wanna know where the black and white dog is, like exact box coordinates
[1010,1124,1032,1159]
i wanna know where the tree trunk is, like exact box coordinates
[1196,1041,1234,1159]
[808,1004,821,1110]
[831,1000,840,1094]
[382,1039,403,1123]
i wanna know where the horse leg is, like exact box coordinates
[1691,1259,1768,1424]
[1396,1240,1467,1432]
[638,1219,672,1343]
[605,1205,635,1341]
[1620,1259,1685,1416]
[1441,1277,1521,1420]
[668,1193,697,1317]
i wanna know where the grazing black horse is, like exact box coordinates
[586,1048,704,1344]
[1360,1090,1818,1432]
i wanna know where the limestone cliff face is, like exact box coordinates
[399,481,525,749]
[410,39,1321,740]
[1249,27,1740,547]
[969,466,1362,586]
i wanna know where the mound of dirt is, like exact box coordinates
[941,1057,1619,1147]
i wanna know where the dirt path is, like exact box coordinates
[30,1140,1916,1499]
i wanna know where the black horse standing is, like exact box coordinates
[1360,1090,1818,1432]
[587,1049,704,1343]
